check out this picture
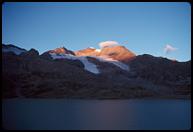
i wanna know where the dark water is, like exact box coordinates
[2,99,191,130]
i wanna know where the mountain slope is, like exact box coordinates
[2,44,191,99]
[99,45,136,62]
[49,47,75,55]
[2,44,27,55]
[75,47,100,56]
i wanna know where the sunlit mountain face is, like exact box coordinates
[75,45,136,63]
[75,47,100,56]
[99,45,136,62]
[49,47,75,55]
[2,44,191,99]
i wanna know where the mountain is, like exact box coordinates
[75,46,136,63]
[75,47,100,56]
[128,54,191,87]
[2,44,191,99]
[2,44,27,55]
[48,47,75,55]
[40,47,75,60]
[99,45,136,62]
[40,46,130,74]
[20,48,39,58]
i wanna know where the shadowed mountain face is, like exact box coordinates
[2,44,191,99]
[2,44,27,55]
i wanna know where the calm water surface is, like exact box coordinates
[2,99,191,130]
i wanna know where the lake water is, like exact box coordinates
[2,99,191,130]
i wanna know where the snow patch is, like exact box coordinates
[78,56,99,74]
[3,47,26,55]
[90,55,129,71]
[50,53,77,60]
[49,53,129,74]
[49,53,100,74]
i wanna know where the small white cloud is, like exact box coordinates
[164,44,177,54]
[95,49,101,52]
[98,41,119,49]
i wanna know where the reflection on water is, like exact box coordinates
[2,99,191,130]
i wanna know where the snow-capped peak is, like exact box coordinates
[49,47,75,55]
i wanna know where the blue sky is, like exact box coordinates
[2,2,191,61]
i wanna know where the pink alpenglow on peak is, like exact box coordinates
[49,47,75,55]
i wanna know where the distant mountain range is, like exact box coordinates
[2,44,191,99]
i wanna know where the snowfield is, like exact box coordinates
[49,53,129,74]
[90,55,129,71]
[50,53,100,74]
[3,47,26,55]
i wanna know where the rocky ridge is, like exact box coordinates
[2,44,191,99]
